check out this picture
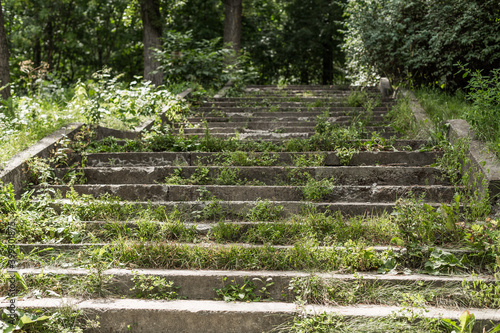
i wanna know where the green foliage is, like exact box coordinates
[0,309,51,332]
[302,177,335,202]
[246,199,284,222]
[130,273,180,300]
[459,65,500,146]
[343,0,500,88]
[215,276,273,302]
[392,194,461,246]
[462,273,500,309]
[69,69,184,128]
[155,30,257,93]
[4,0,143,84]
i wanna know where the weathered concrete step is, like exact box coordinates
[178,122,390,131]
[48,199,428,217]
[204,101,387,108]
[14,298,291,333]
[184,115,388,123]
[177,121,318,130]
[209,97,353,102]
[16,268,494,302]
[194,106,391,112]
[182,130,400,140]
[44,184,456,203]
[14,242,474,255]
[81,151,441,168]
[61,166,449,186]
[179,126,391,135]
[181,127,316,134]
[192,110,389,118]
[13,299,500,333]
[245,85,375,91]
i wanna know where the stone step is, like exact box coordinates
[207,97,392,103]
[184,115,388,123]
[15,298,499,333]
[15,268,494,302]
[80,151,441,168]
[44,184,456,203]
[181,130,400,140]
[48,199,430,217]
[58,165,449,186]
[194,106,392,112]
[245,85,376,91]
[179,126,390,135]
[177,121,318,130]
[192,110,389,117]
[14,242,474,256]
[204,101,387,108]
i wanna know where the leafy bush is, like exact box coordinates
[68,68,184,128]
[155,30,257,93]
[343,0,500,88]
[459,66,500,144]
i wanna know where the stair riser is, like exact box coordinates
[45,184,456,202]
[48,200,398,217]
[81,151,441,168]
[58,166,448,186]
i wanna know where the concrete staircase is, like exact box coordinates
[15,85,500,332]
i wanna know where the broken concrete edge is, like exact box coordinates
[397,87,500,204]
[0,123,85,197]
[213,79,234,99]
[0,88,192,196]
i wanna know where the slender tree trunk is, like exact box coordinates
[223,0,242,55]
[321,38,334,85]
[139,0,163,86]
[0,2,10,99]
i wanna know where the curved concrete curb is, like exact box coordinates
[0,88,192,195]
[394,83,500,204]
[447,119,500,202]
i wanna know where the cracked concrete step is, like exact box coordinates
[203,101,389,108]
[57,165,449,186]
[15,268,494,302]
[194,106,392,113]
[47,199,430,217]
[176,122,319,130]
[181,131,400,140]
[245,85,377,91]
[43,184,457,203]
[179,126,391,135]
[80,151,441,168]
[10,299,500,333]
[14,242,475,255]
[177,123,390,132]
[191,110,389,117]
[184,115,388,123]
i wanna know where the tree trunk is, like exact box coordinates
[139,0,163,86]
[321,37,334,85]
[223,0,242,55]
[0,2,10,99]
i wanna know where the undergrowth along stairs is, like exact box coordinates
[12,85,500,332]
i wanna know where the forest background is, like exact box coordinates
[0,0,499,164]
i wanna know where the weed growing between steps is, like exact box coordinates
[130,272,181,300]
[289,274,500,309]
[0,306,99,332]
[215,276,274,302]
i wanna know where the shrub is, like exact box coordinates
[343,0,500,89]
